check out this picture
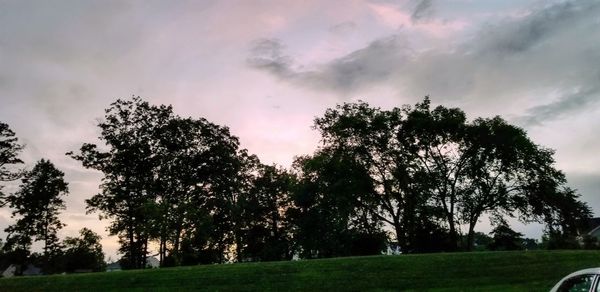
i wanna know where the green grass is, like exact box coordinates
[1,250,599,291]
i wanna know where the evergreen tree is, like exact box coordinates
[5,159,68,270]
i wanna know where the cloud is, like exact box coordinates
[248,0,600,123]
[472,0,598,57]
[411,0,434,22]
[329,21,357,35]
[248,35,413,95]
[517,86,600,126]
[248,39,295,79]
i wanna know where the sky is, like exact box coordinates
[1,0,599,259]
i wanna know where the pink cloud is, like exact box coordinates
[367,2,468,38]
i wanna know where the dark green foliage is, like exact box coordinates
[488,221,524,251]
[542,229,582,250]
[62,228,106,272]
[470,232,493,251]
[4,159,68,272]
[348,231,388,256]
[582,235,600,250]
[522,238,541,250]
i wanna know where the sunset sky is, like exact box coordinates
[1,0,599,259]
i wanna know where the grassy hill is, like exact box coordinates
[1,250,599,291]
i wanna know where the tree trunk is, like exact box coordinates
[127,223,137,269]
[173,224,182,265]
[393,216,404,251]
[447,213,458,251]
[466,218,477,251]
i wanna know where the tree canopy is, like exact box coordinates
[304,97,591,252]
[4,159,68,272]
[0,96,592,274]
[0,122,24,205]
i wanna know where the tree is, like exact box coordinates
[62,228,106,272]
[312,101,442,253]
[310,97,591,252]
[401,100,558,250]
[4,159,68,269]
[69,97,174,269]
[399,100,470,250]
[532,187,592,249]
[0,122,24,205]
[455,116,574,250]
[402,100,592,251]
[238,164,294,261]
[70,96,251,267]
[488,221,524,251]
[152,116,246,265]
[469,232,493,251]
[290,150,386,258]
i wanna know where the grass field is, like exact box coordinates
[1,250,599,291]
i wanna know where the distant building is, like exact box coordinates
[2,264,17,278]
[146,257,160,268]
[587,217,600,239]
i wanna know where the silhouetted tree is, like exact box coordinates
[488,221,524,251]
[69,97,174,269]
[70,97,253,267]
[469,232,493,251]
[522,238,540,250]
[290,150,386,258]
[400,99,576,250]
[0,122,24,205]
[532,187,592,249]
[310,97,591,252]
[153,116,246,265]
[4,159,68,271]
[238,164,294,261]
[312,102,443,253]
[62,228,106,272]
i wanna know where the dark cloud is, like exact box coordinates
[308,35,412,93]
[411,0,434,23]
[248,0,600,122]
[247,39,294,78]
[517,86,600,126]
[473,0,600,57]
[248,35,412,94]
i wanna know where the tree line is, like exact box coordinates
[0,124,105,274]
[0,96,594,273]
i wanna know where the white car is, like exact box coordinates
[551,268,600,292]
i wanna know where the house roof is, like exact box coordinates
[587,217,600,235]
